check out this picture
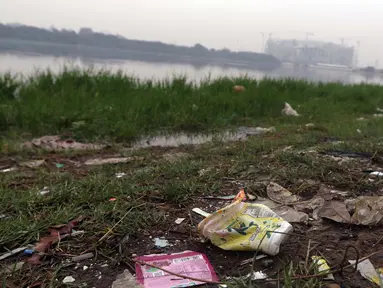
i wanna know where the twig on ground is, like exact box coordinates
[98,203,146,243]
[305,239,311,270]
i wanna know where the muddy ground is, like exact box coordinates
[1,133,383,288]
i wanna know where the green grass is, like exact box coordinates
[1,68,383,143]
[1,69,383,287]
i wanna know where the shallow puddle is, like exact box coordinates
[132,126,275,148]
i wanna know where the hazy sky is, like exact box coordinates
[1,0,382,66]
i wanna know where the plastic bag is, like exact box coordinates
[197,190,293,256]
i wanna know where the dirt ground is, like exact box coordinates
[1,138,383,288]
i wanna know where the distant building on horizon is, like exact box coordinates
[265,38,355,68]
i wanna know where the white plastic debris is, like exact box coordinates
[83,265,89,271]
[20,160,45,168]
[370,171,383,177]
[39,187,50,196]
[115,172,126,178]
[62,276,75,283]
[349,259,381,286]
[1,167,17,173]
[282,102,300,116]
[154,238,170,248]
[175,218,185,224]
[251,271,268,280]
[192,208,211,218]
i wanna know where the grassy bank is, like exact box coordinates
[1,70,383,287]
[1,69,383,142]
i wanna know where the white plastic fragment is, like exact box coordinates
[192,208,211,218]
[349,259,381,285]
[0,246,29,261]
[39,187,50,195]
[282,102,300,116]
[115,172,126,178]
[154,238,170,248]
[175,218,185,224]
[370,171,383,177]
[62,276,75,283]
[251,271,268,280]
[1,167,17,173]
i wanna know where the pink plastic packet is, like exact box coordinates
[135,251,219,288]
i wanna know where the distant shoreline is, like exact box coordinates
[0,38,280,71]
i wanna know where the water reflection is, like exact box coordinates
[1,53,382,85]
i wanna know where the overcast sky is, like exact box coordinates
[1,0,382,66]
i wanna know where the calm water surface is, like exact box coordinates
[1,53,382,84]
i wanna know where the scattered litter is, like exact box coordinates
[357,117,366,121]
[112,269,141,288]
[282,102,300,116]
[2,261,24,274]
[22,135,105,151]
[24,249,35,255]
[329,189,350,197]
[154,238,170,248]
[349,259,381,286]
[233,85,245,92]
[109,197,117,202]
[273,206,309,223]
[27,217,82,264]
[370,171,383,177]
[62,276,76,284]
[306,123,315,128]
[192,208,211,218]
[198,189,293,255]
[312,256,334,280]
[267,182,298,205]
[83,265,89,271]
[1,167,17,173]
[85,157,141,166]
[250,271,268,280]
[135,251,219,288]
[175,218,185,225]
[238,126,276,135]
[317,201,351,223]
[373,114,383,117]
[101,263,109,268]
[115,172,126,178]
[55,163,64,168]
[0,246,29,261]
[72,252,94,262]
[20,160,45,168]
[357,129,362,134]
[39,186,50,196]
[351,196,383,226]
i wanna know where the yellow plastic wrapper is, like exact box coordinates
[197,190,293,256]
